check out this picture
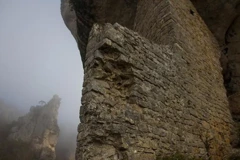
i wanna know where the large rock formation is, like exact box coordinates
[8,95,61,160]
[191,1,240,155]
[61,0,137,61]
[61,0,240,159]
[78,22,231,159]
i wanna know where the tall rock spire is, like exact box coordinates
[8,95,61,160]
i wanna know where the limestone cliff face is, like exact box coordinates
[190,0,240,107]
[8,95,61,160]
[191,1,240,154]
[62,0,240,159]
[77,22,231,159]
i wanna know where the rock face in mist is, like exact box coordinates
[8,95,61,160]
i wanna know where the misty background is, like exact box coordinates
[0,0,83,155]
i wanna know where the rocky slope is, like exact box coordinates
[0,95,61,160]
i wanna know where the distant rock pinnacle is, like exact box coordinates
[8,95,61,160]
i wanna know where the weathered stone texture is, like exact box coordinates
[76,22,232,159]
[134,0,219,56]
[60,0,240,159]
[190,0,240,151]
[191,0,240,45]
[71,0,232,62]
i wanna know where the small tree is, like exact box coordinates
[38,100,46,106]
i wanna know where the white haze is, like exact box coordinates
[0,0,83,150]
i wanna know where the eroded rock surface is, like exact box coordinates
[191,1,240,153]
[77,22,232,159]
[61,0,240,159]
[8,95,61,160]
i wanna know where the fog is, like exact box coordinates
[0,0,83,155]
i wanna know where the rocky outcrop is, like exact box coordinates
[61,0,138,61]
[190,0,240,46]
[190,1,240,155]
[8,95,61,160]
[77,20,232,159]
[190,0,240,108]
[61,0,240,159]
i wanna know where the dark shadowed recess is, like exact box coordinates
[72,0,138,62]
